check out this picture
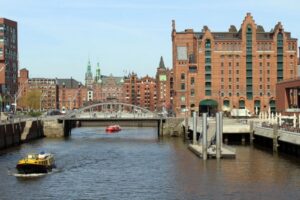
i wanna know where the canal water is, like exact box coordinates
[1,127,300,200]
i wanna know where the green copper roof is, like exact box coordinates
[159,56,166,69]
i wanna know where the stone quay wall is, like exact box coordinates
[0,120,44,150]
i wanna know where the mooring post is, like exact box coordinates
[273,124,279,153]
[216,112,221,159]
[184,113,189,141]
[219,112,223,148]
[250,120,254,145]
[159,118,163,137]
[193,111,197,145]
[202,113,207,160]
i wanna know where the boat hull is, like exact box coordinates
[105,125,121,132]
[16,164,55,174]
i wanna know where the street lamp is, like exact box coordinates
[14,79,29,112]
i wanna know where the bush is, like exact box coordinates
[28,111,42,117]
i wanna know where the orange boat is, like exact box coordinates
[105,125,121,132]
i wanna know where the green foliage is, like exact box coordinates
[25,89,42,110]
[28,111,42,117]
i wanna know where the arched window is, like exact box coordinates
[239,99,245,109]
[223,100,230,107]
[181,73,185,80]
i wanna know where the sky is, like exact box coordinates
[0,0,299,82]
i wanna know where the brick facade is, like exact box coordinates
[0,18,18,111]
[172,13,298,116]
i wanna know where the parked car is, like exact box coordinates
[47,110,62,116]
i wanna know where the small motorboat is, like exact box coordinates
[105,125,121,133]
[16,152,56,174]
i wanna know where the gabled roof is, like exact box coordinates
[56,78,82,88]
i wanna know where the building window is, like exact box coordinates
[239,100,245,109]
[223,100,230,107]
[236,85,239,89]
[181,96,185,102]
[229,78,232,82]
[236,70,239,74]
[181,73,185,80]
[229,85,231,89]
[236,78,239,82]
[191,77,195,85]
[181,83,185,90]
[191,89,195,97]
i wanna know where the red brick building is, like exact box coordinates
[276,78,300,114]
[124,73,157,111]
[139,76,157,111]
[0,18,18,111]
[156,56,174,113]
[28,78,58,110]
[100,75,124,102]
[172,13,298,116]
[57,78,87,110]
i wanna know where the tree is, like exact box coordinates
[25,89,42,110]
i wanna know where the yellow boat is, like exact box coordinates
[16,152,56,174]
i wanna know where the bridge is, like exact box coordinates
[58,102,167,136]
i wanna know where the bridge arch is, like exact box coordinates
[65,102,159,118]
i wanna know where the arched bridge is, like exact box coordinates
[64,102,160,119]
[58,102,166,136]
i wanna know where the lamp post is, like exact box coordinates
[14,79,29,112]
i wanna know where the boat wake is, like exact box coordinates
[13,173,47,178]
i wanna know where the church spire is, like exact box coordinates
[87,59,92,74]
[85,59,93,87]
[95,62,101,83]
[159,56,166,69]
